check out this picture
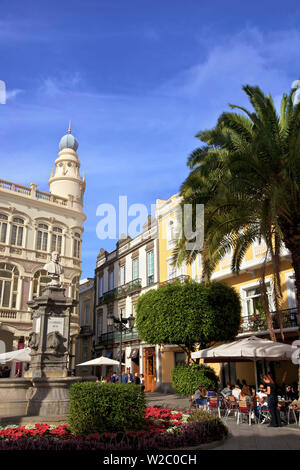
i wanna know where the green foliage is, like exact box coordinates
[68,382,146,435]
[135,280,241,351]
[171,364,219,397]
[187,410,228,439]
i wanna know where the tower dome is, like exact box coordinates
[49,122,85,212]
[59,122,79,152]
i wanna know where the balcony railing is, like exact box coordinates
[98,278,142,305]
[159,274,190,287]
[98,329,139,344]
[239,308,298,334]
[0,179,68,207]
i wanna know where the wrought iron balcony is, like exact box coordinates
[98,329,139,345]
[238,308,298,334]
[98,278,142,305]
[159,274,190,287]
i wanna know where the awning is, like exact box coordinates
[0,347,31,363]
[191,335,297,361]
[77,356,125,366]
[128,348,139,359]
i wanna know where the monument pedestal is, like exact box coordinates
[0,376,97,419]
[26,376,96,417]
[0,378,32,417]
[0,281,97,420]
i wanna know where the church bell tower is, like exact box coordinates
[48,123,85,212]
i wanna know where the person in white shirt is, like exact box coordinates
[221,382,232,398]
[232,383,241,400]
[257,384,268,404]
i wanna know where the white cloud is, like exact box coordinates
[39,72,82,97]
[5,89,23,101]
[157,26,298,106]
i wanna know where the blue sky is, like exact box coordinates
[1,0,300,278]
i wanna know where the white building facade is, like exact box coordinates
[0,126,86,376]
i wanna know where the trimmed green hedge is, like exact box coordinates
[68,382,146,435]
[135,280,241,353]
[171,364,219,397]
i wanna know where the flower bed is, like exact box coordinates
[0,407,227,450]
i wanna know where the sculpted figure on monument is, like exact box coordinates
[28,331,40,350]
[43,251,64,286]
[46,331,66,354]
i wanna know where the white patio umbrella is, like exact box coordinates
[191,336,294,361]
[191,336,297,389]
[0,347,31,363]
[76,356,125,366]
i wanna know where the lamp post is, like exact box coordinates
[107,311,135,383]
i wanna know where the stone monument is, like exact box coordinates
[26,251,71,379]
[0,251,96,420]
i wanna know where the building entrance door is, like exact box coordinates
[144,347,156,392]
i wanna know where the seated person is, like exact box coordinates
[256,384,268,404]
[194,385,207,409]
[239,385,251,405]
[221,382,232,397]
[283,385,298,402]
[207,386,217,398]
[232,383,241,400]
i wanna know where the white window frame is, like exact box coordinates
[0,263,19,309]
[51,227,63,254]
[0,214,8,244]
[132,257,139,281]
[120,264,126,286]
[240,279,275,319]
[36,223,49,252]
[73,232,81,259]
[10,217,24,247]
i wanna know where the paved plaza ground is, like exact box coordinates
[1,392,300,450]
[146,392,300,450]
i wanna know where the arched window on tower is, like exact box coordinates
[10,217,24,246]
[51,227,63,254]
[0,214,8,244]
[73,232,81,259]
[36,224,49,251]
[33,270,51,298]
[0,264,19,308]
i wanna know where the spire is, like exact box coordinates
[68,120,71,134]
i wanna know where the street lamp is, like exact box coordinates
[107,311,135,383]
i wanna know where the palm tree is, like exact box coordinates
[174,85,300,351]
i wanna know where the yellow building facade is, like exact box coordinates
[155,193,299,390]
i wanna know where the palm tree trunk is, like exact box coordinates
[271,233,284,342]
[260,256,277,342]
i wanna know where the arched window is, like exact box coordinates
[51,227,63,253]
[36,223,49,251]
[10,217,24,246]
[0,263,19,308]
[33,270,51,298]
[73,232,81,259]
[0,214,8,244]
